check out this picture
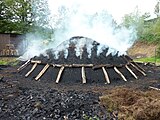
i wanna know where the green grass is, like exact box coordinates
[134,57,160,64]
[0,57,19,66]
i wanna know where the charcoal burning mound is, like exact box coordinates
[18,36,146,84]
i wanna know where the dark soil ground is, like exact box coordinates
[0,63,160,120]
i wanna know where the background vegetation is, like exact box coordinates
[0,0,52,39]
[1,0,160,41]
[0,0,160,57]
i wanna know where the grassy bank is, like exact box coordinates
[0,57,19,66]
[134,57,160,64]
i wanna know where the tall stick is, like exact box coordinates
[25,63,38,77]
[56,66,65,83]
[133,62,145,72]
[102,67,110,84]
[82,67,86,84]
[35,64,50,80]
[114,67,127,81]
[125,65,138,79]
[17,60,30,71]
[130,63,146,76]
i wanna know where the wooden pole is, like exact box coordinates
[102,67,110,84]
[17,60,30,71]
[155,48,157,64]
[82,67,87,84]
[56,66,65,83]
[114,67,127,81]
[25,63,38,77]
[35,64,50,80]
[149,86,160,91]
[31,60,41,64]
[130,63,146,76]
[122,56,145,72]
[132,62,145,72]
[125,65,138,79]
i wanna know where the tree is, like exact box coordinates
[0,0,33,33]
[154,0,160,17]
[121,8,147,38]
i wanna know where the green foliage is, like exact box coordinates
[0,0,53,37]
[121,2,160,44]
[139,18,160,43]
[83,114,100,120]
[134,57,160,63]
[0,0,33,33]
[121,8,149,40]
[154,1,160,17]
[0,57,19,66]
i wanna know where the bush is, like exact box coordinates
[139,33,160,43]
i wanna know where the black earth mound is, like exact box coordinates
[19,36,145,84]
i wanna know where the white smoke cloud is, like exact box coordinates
[20,0,138,60]
[48,0,137,52]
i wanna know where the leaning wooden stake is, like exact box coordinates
[114,67,127,81]
[149,86,160,91]
[130,63,146,76]
[17,60,30,71]
[56,66,65,83]
[35,64,50,80]
[25,63,38,77]
[125,65,138,79]
[82,67,87,84]
[132,62,145,72]
[102,67,110,84]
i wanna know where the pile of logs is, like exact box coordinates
[0,44,18,56]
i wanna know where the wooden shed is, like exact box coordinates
[0,33,27,56]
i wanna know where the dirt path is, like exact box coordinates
[127,41,158,58]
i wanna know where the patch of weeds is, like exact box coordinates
[134,57,160,63]
[83,114,100,120]
[99,96,118,113]
[100,88,160,120]
[0,57,19,66]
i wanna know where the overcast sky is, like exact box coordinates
[105,0,157,22]
[48,0,158,23]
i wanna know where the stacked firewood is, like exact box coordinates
[0,44,18,56]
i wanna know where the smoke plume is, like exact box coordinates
[19,0,137,60]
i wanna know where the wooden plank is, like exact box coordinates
[149,86,160,91]
[102,67,110,84]
[130,63,146,76]
[132,62,145,72]
[125,65,138,79]
[35,64,50,80]
[52,64,94,67]
[82,67,86,84]
[92,64,113,70]
[17,60,30,71]
[25,63,38,77]
[56,66,65,83]
[31,60,41,64]
[114,67,127,81]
